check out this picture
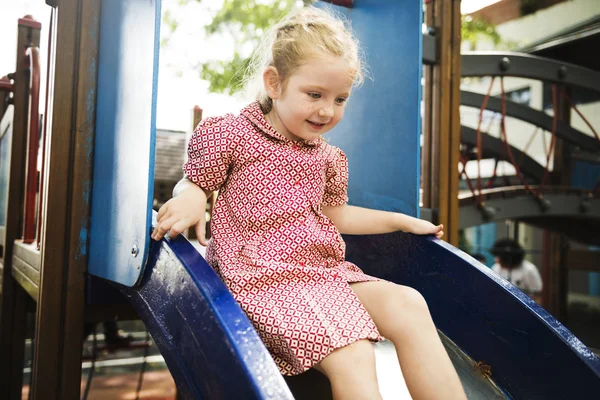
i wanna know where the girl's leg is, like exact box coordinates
[350,281,467,400]
[315,339,383,400]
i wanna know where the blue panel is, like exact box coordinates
[89,0,161,286]
[320,0,423,217]
[590,272,600,296]
[471,222,496,267]
[117,214,294,399]
[344,232,600,399]
[571,160,600,190]
[0,107,13,226]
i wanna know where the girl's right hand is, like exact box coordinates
[151,184,209,245]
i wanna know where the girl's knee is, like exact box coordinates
[376,284,429,318]
[317,339,375,378]
[379,285,432,338]
[395,285,429,313]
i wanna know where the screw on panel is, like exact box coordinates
[480,203,496,221]
[499,57,511,72]
[558,65,568,80]
[580,198,591,213]
[537,196,552,212]
[131,244,139,257]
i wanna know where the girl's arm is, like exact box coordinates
[322,204,443,238]
[151,177,213,245]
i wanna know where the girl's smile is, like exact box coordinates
[307,120,327,131]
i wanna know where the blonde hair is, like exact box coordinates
[243,6,364,113]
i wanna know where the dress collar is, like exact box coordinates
[241,101,322,148]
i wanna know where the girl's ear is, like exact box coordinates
[263,66,281,100]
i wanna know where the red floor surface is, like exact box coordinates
[22,369,177,400]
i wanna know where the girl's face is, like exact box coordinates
[266,55,355,142]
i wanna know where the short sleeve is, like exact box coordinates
[491,263,501,274]
[182,115,238,192]
[322,147,349,207]
[524,261,543,293]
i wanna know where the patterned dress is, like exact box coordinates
[183,101,382,375]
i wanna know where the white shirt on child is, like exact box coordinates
[492,259,543,294]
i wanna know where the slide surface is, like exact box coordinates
[344,231,600,399]
[119,225,600,399]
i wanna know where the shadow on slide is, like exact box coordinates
[117,223,600,399]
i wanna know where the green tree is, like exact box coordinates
[173,2,508,93]
[166,0,313,94]
[461,15,502,50]
[201,0,302,94]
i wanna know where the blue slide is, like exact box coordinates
[116,223,600,399]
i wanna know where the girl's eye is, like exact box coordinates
[335,97,347,104]
[308,92,321,99]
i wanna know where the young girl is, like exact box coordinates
[152,7,466,400]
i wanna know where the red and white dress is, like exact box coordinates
[183,101,382,375]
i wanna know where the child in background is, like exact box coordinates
[491,238,543,303]
[152,7,466,400]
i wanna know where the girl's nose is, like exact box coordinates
[318,105,334,118]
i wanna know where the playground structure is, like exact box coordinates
[1,0,600,399]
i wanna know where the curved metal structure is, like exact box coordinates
[462,51,600,92]
[461,126,545,180]
[459,186,600,239]
[459,52,600,235]
[461,90,600,152]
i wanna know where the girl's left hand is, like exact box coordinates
[411,220,444,239]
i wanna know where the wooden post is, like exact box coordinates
[541,85,571,320]
[422,0,462,245]
[28,0,101,398]
[0,16,41,400]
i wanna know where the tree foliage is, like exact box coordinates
[170,1,507,93]
[163,0,312,94]
[200,0,303,94]
[461,15,502,50]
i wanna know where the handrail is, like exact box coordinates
[462,51,600,93]
[23,46,40,244]
[0,77,14,92]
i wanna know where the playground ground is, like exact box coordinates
[19,291,600,400]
